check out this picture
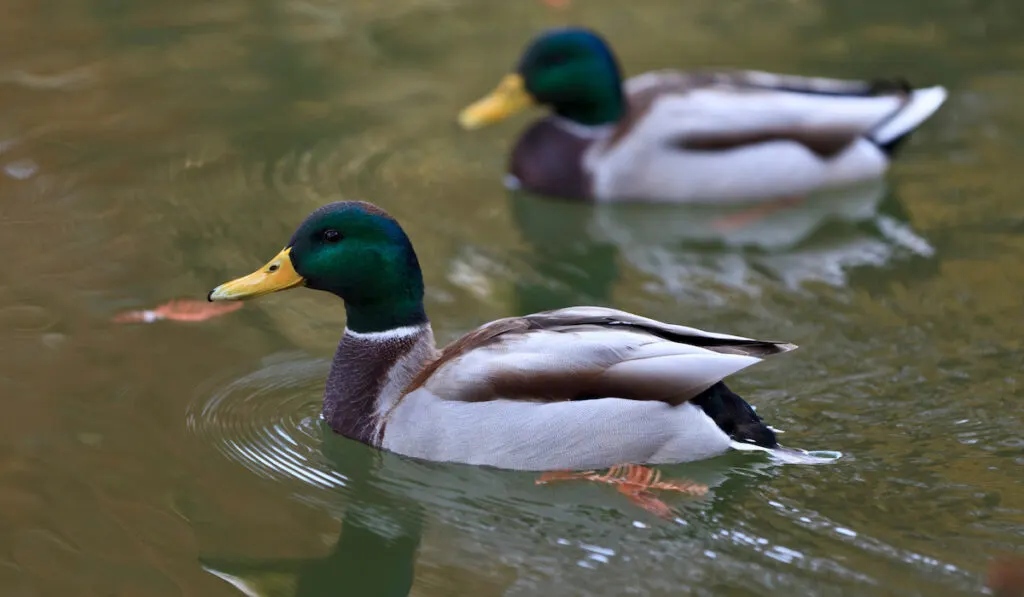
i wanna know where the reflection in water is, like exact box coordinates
[507,181,937,312]
[201,448,423,597]
[506,190,621,313]
[192,357,424,597]
[2,0,1021,593]
[202,484,421,597]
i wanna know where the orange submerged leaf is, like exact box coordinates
[112,299,243,324]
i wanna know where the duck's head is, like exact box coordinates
[208,201,426,333]
[458,27,625,129]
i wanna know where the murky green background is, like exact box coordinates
[1,0,1022,595]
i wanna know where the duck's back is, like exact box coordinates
[379,307,794,470]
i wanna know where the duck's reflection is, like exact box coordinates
[506,181,938,312]
[200,434,424,597]
[506,191,621,314]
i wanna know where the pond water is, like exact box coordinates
[1,0,1021,595]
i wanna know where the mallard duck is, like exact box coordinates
[208,201,797,472]
[458,27,948,204]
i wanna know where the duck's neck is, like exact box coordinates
[322,322,437,446]
[555,96,625,127]
[552,75,626,126]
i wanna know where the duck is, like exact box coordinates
[458,27,948,204]
[208,201,798,472]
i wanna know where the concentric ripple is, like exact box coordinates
[187,353,348,492]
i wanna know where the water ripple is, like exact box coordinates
[187,354,348,492]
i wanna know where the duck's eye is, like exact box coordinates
[323,229,342,243]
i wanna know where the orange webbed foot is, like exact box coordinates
[617,487,675,519]
[535,464,708,519]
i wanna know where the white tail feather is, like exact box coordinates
[870,85,948,146]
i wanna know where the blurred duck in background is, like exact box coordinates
[459,27,947,205]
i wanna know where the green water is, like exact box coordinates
[1,0,1021,595]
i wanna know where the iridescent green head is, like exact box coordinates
[459,27,626,129]
[209,201,426,333]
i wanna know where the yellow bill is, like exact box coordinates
[458,74,535,130]
[208,247,305,302]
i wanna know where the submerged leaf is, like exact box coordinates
[112,299,243,323]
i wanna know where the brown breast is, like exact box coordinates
[508,119,593,201]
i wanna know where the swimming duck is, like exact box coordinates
[458,27,948,204]
[209,201,796,471]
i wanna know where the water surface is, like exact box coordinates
[1,0,1021,595]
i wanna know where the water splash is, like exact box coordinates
[729,441,844,464]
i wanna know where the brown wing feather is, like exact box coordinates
[607,69,912,154]
[402,316,531,394]
[401,308,794,403]
[679,128,859,158]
